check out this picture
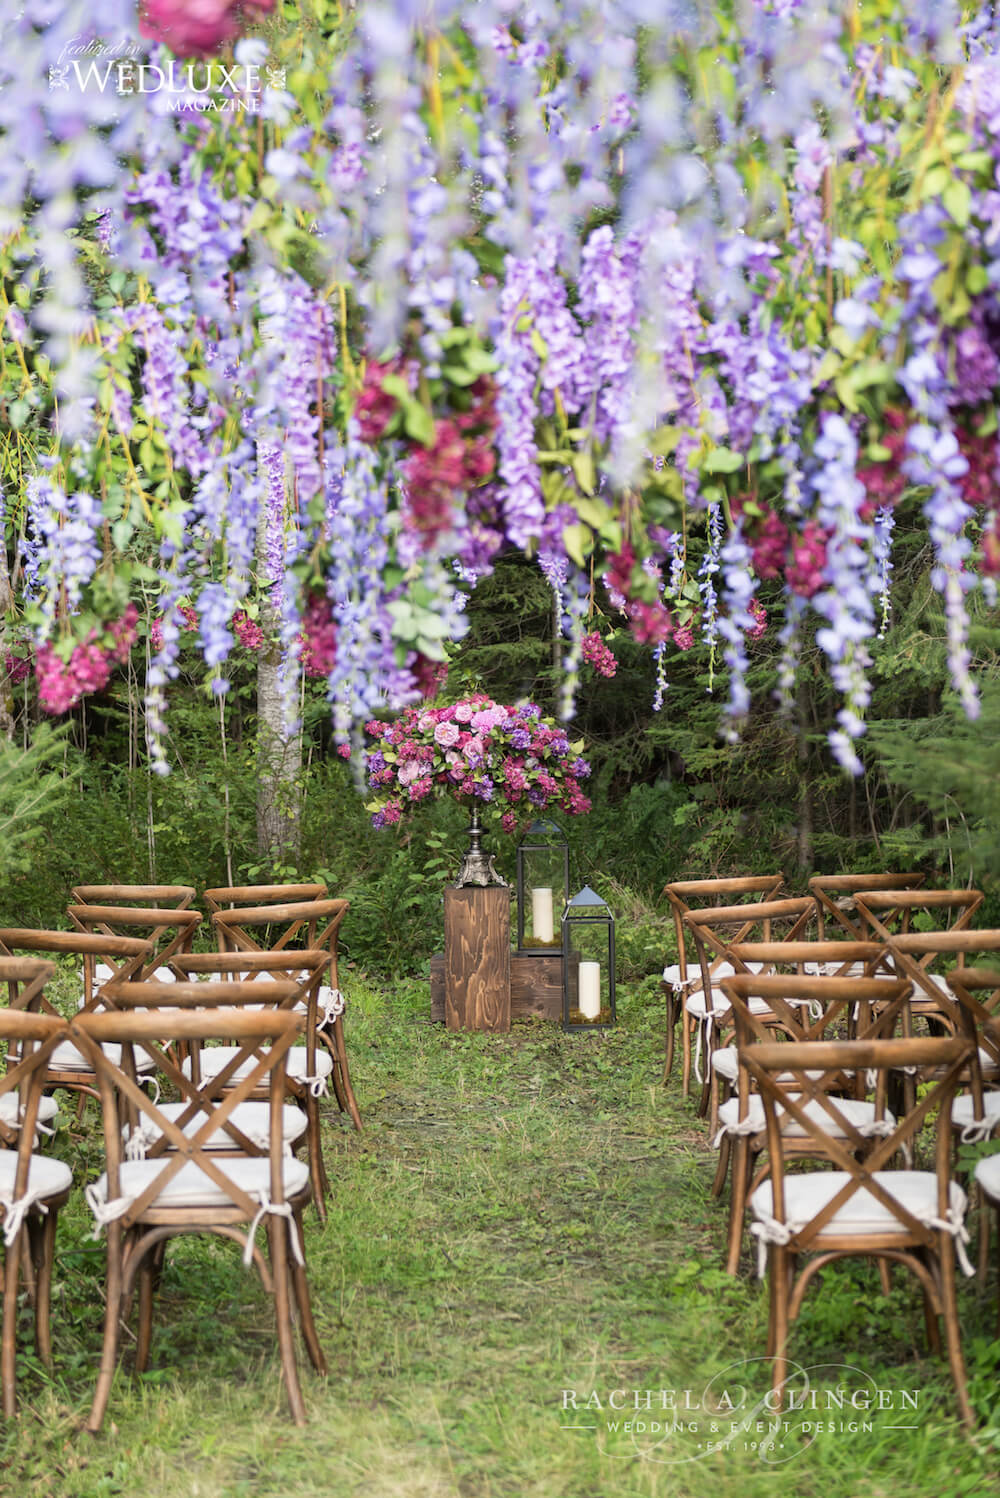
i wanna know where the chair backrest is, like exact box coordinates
[0,1008,69,1210]
[682,897,816,1013]
[0,958,60,1148]
[729,940,887,979]
[742,1034,969,1255]
[808,872,925,939]
[67,905,202,982]
[949,968,1000,1122]
[203,884,328,919]
[722,971,912,1108]
[70,885,197,911]
[859,927,1000,1014]
[73,1003,305,1233]
[853,888,984,945]
[662,876,784,989]
[210,899,349,994]
[0,929,153,1016]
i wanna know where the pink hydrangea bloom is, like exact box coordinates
[139,0,275,57]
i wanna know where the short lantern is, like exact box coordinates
[515,818,570,953]
[561,885,616,1030]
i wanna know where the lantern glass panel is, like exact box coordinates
[562,886,616,1029]
[516,820,569,951]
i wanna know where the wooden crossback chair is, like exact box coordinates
[680,897,815,1131]
[742,1034,975,1429]
[0,965,72,1418]
[955,994,1000,1333]
[660,876,784,1091]
[71,884,197,911]
[0,930,153,1104]
[67,901,202,983]
[73,1000,327,1431]
[946,968,1000,1146]
[158,950,334,1214]
[210,896,360,1131]
[715,966,911,1275]
[808,872,925,940]
[204,884,328,917]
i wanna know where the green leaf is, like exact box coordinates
[571,450,596,496]
[942,179,972,228]
[530,328,549,361]
[562,523,592,568]
[7,400,31,430]
[702,446,744,475]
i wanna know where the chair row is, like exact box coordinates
[0,956,327,1429]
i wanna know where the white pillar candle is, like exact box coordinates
[578,961,601,1019]
[531,886,554,944]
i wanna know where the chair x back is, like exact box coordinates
[67,902,202,982]
[714,970,911,1274]
[0,983,72,1417]
[808,872,925,940]
[661,876,785,1091]
[211,897,360,1131]
[73,1000,327,1431]
[743,1034,975,1429]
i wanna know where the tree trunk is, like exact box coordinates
[0,542,16,741]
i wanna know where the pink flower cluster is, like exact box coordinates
[605,544,674,645]
[299,593,337,678]
[139,0,275,57]
[747,597,768,640]
[233,609,265,650]
[36,605,139,715]
[581,631,617,678]
[4,652,31,685]
[150,604,198,653]
[364,693,591,830]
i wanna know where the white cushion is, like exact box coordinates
[126,1100,308,1154]
[751,1170,965,1239]
[710,1047,826,1084]
[181,1047,333,1086]
[716,1093,894,1139]
[0,1093,59,1128]
[974,1154,1000,1202]
[685,989,774,1020]
[952,1093,1000,1134]
[801,961,870,978]
[46,1040,157,1074]
[0,1152,72,1203]
[89,1154,310,1212]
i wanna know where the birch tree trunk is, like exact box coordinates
[0,543,16,741]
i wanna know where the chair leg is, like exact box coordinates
[268,1216,307,1426]
[662,993,676,1084]
[2,1230,21,1418]
[711,1133,731,1198]
[27,1211,58,1369]
[87,1225,125,1434]
[938,1236,975,1431]
[768,1246,791,1411]
[681,1013,692,1098]
[135,1250,157,1374]
[289,1212,327,1376]
[877,1259,892,1297]
[725,1141,751,1276]
[305,1098,328,1223]
[328,1018,362,1132]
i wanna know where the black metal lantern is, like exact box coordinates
[515,818,570,953]
[561,885,616,1030]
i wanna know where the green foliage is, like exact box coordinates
[0,723,77,882]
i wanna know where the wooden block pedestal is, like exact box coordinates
[430,951,564,1024]
[443,886,511,1032]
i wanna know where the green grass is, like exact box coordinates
[1,974,998,1497]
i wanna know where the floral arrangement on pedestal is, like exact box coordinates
[363,695,592,832]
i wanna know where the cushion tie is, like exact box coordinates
[318,988,346,1026]
[300,1072,330,1099]
[243,1194,305,1269]
[84,1183,134,1240]
[1,1194,48,1251]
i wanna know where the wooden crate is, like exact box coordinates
[443,886,511,1032]
[430,952,563,1023]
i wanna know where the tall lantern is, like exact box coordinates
[515,819,570,953]
[562,886,616,1031]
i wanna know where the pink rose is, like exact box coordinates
[139,0,275,57]
[434,721,461,747]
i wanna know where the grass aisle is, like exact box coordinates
[2,977,998,1497]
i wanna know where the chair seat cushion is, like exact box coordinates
[0,1153,73,1238]
[89,1154,311,1213]
[125,1100,308,1154]
[952,1092,1000,1135]
[751,1170,966,1241]
[685,990,774,1020]
[710,1047,825,1084]
[46,1040,157,1074]
[0,1093,59,1128]
[181,1047,333,1086]
[974,1154,1000,1202]
[716,1094,894,1139]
